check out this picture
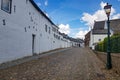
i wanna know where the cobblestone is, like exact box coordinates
[0,47,107,80]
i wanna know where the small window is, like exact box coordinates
[45,24,47,32]
[54,34,55,38]
[33,26,35,29]
[1,0,12,13]
[28,26,30,28]
[24,27,27,32]
[52,27,56,32]
[30,17,33,22]
[14,5,16,13]
[3,19,6,25]
[29,12,31,15]
[49,27,50,34]
[98,39,101,41]
[26,0,28,4]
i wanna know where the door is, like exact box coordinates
[32,34,35,55]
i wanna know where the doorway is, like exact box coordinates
[32,34,36,55]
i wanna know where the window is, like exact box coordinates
[30,17,33,22]
[33,26,35,29]
[1,0,12,13]
[14,5,16,13]
[49,27,50,34]
[24,27,27,32]
[3,19,6,25]
[98,39,101,41]
[29,12,31,15]
[52,27,56,32]
[54,34,55,38]
[45,24,47,32]
[26,0,28,4]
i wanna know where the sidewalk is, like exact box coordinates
[0,48,70,69]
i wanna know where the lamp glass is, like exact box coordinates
[105,8,111,14]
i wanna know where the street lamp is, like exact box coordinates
[104,3,112,69]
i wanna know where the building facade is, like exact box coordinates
[85,19,120,49]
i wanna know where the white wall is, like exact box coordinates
[0,0,82,64]
[90,34,107,49]
[0,0,50,63]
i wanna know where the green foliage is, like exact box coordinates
[95,34,120,53]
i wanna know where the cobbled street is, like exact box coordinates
[0,47,106,80]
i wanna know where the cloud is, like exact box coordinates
[112,14,120,19]
[68,27,89,39]
[100,1,106,9]
[75,30,89,39]
[37,2,41,6]
[58,24,89,39]
[45,0,48,6]
[81,1,117,27]
[58,24,70,34]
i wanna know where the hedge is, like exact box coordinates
[95,34,120,53]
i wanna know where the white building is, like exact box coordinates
[0,0,83,64]
[89,19,120,49]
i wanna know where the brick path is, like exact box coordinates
[0,47,106,80]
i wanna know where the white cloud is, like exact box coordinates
[100,1,106,9]
[58,24,70,35]
[37,2,41,6]
[75,30,89,39]
[58,24,89,39]
[81,13,98,27]
[112,14,120,19]
[81,1,117,27]
[45,0,48,6]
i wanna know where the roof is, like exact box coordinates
[92,19,120,34]
[93,21,105,30]
[29,0,59,28]
[110,19,120,34]
[92,21,106,34]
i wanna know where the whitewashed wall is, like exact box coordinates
[0,0,83,64]
[90,34,107,49]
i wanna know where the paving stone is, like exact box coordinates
[0,47,114,80]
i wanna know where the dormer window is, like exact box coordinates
[1,0,12,13]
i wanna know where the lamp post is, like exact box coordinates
[104,3,112,69]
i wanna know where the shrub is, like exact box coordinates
[95,34,120,53]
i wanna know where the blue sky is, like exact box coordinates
[34,0,120,39]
